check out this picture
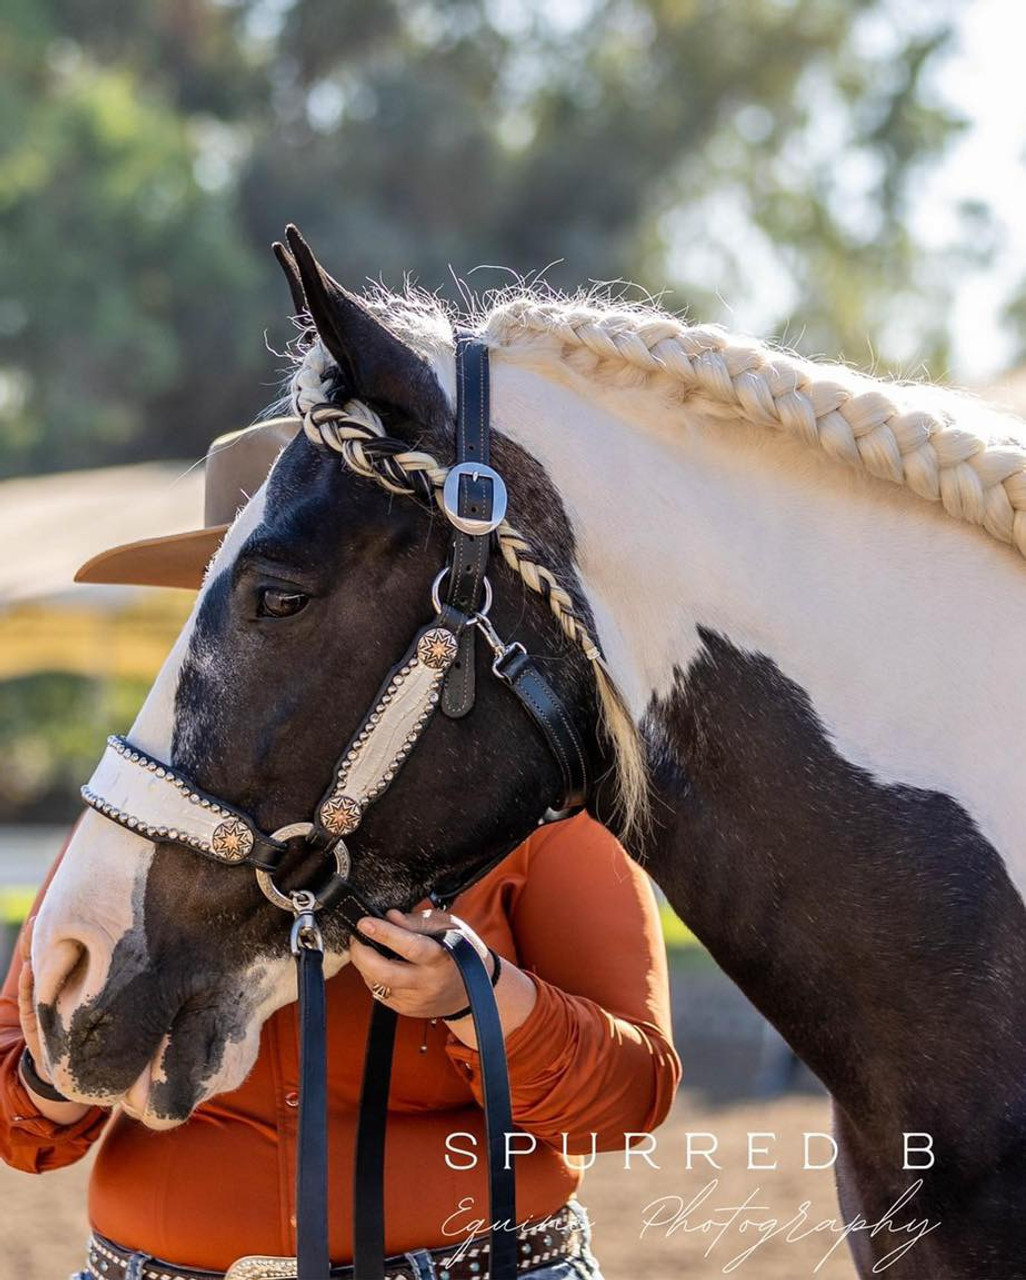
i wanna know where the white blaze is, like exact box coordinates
[30,482,306,1111]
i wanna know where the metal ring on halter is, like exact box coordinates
[441,463,508,535]
[255,822,351,914]
[431,567,492,616]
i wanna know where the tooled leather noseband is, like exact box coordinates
[81,337,591,1280]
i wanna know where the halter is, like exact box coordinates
[80,337,591,1280]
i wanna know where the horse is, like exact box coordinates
[31,226,1026,1278]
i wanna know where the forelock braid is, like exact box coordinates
[289,339,651,844]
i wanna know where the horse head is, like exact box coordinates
[30,229,624,1126]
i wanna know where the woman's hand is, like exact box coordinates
[350,909,537,1048]
[16,917,91,1124]
[350,909,491,1020]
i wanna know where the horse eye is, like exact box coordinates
[258,588,309,618]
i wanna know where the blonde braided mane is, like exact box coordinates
[289,288,1026,843]
[480,298,1026,560]
[291,339,648,841]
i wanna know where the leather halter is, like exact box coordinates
[80,338,591,1280]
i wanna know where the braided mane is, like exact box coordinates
[480,297,1026,561]
[289,289,1026,843]
[291,338,647,840]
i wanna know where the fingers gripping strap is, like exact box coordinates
[80,737,281,870]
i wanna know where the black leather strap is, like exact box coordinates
[296,944,330,1280]
[442,337,494,718]
[443,930,517,1280]
[493,647,588,810]
[440,948,502,1021]
[353,929,516,1280]
[352,1000,398,1279]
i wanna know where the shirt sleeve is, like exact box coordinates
[0,828,110,1173]
[445,815,681,1153]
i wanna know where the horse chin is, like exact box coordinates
[119,1022,265,1129]
[100,952,349,1128]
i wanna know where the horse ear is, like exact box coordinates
[277,225,449,431]
[272,240,308,321]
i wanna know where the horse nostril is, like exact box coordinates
[33,937,90,1010]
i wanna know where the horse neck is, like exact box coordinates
[491,354,1026,1140]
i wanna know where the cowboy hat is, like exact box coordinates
[74,418,302,590]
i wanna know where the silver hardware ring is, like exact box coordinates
[431,567,492,617]
[441,462,508,536]
[255,822,352,914]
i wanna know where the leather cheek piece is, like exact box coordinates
[442,338,494,719]
[493,647,589,810]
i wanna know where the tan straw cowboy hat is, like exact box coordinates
[74,417,302,590]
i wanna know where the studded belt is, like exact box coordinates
[86,1205,581,1280]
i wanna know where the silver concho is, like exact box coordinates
[320,793,363,837]
[210,817,255,862]
[417,626,458,670]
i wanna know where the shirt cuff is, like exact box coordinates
[445,971,573,1088]
[3,1050,108,1168]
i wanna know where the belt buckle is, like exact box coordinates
[224,1257,297,1280]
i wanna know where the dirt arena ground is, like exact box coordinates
[1,1093,858,1280]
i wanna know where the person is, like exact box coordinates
[0,420,681,1280]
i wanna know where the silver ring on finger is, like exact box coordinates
[371,982,392,1002]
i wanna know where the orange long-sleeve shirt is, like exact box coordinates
[0,813,680,1271]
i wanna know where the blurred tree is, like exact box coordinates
[0,0,966,478]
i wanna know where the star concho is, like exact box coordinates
[321,793,363,836]
[211,817,255,862]
[417,626,458,670]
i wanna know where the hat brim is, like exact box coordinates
[75,526,230,591]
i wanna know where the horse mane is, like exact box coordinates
[287,283,1026,847]
[477,293,1026,563]
[290,331,649,844]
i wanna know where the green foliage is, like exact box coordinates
[0,0,969,478]
[0,671,150,822]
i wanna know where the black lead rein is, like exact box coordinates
[289,338,581,1280]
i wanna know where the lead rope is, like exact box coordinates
[292,893,331,1279]
[293,908,517,1280]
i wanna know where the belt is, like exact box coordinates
[86,1206,582,1280]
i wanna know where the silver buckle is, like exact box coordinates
[224,1256,297,1280]
[441,462,507,535]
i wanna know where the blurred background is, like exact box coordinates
[2,2,1026,1274]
